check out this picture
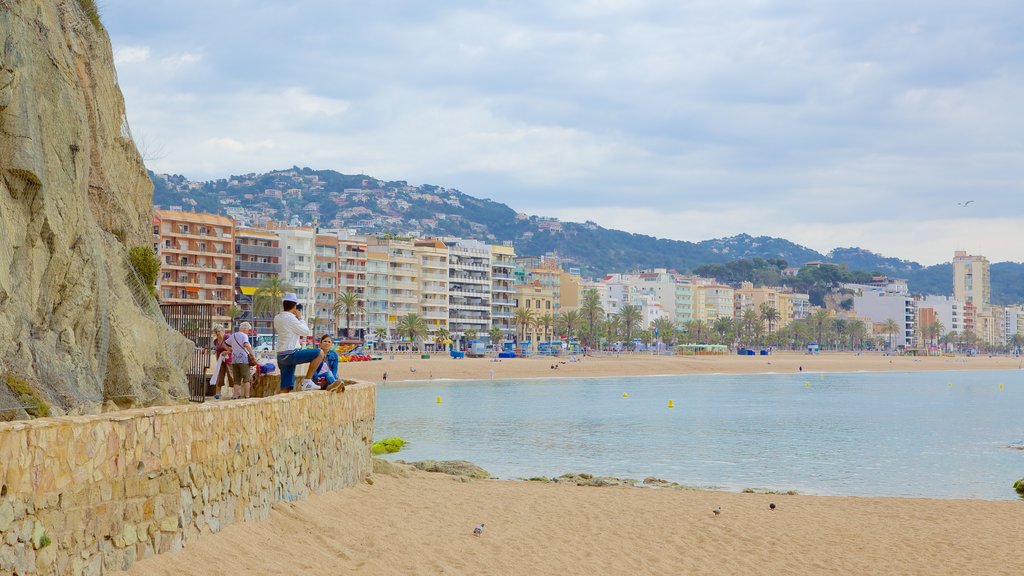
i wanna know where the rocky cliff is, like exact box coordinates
[0,0,191,418]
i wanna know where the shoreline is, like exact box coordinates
[336,350,1023,384]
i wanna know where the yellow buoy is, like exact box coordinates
[948,383,953,388]
[668,400,674,408]
[622,392,628,398]
[999,383,1004,390]
[805,382,811,387]
[436,395,442,404]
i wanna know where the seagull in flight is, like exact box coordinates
[958,200,975,207]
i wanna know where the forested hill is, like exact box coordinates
[151,167,1024,304]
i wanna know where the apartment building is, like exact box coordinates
[275,228,316,312]
[364,249,390,340]
[233,228,281,333]
[447,239,492,342]
[154,210,235,325]
[414,238,450,340]
[694,284,735,323]
[917,295,965,337]
[490,245,517,342]
[338,234,369,339]
[369,237,418,338]
[852,287,917,348]
[312,233,340,335]
[515,279,557,344]
[733,282,793,330]
[953,250,990,306]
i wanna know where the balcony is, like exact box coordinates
[236,261,280,274]
[236,244,279,258]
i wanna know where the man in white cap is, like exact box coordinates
[273,292,324,392]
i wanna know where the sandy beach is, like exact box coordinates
[337,350,1023,384]
[124,467,1024,576]
[138,351,1024,575]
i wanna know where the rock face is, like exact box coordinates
[408,460,491,479]
[0,1,191,417]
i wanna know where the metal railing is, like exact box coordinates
[160,303,215,402]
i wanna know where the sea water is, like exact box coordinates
[375,370,1024,499]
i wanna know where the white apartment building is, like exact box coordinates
[446,239,492,341]
[414,239,450,340]
[275,228,317,312]
[917,295,965,336]
[852,286,917,348]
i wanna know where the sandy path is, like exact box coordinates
[123,470,1024,576]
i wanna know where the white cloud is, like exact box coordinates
[113,45,150,64]
[102,0,1024,264]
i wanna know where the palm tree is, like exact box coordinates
[847,319,868,350]
[434,327,451,351]
[712,317,734,345]
[579,289,604,348]
[514,308,536,345]
[651,317,676,346]
[759,303,780,337]
[811,309,831,347]
[396,313,427,351]
[332,289,364,338]
[373,327,388,346]
[225,305,241,330]
[465,329,478,342]
[557,309,583,339]
[253,277,294,348]
[538,313,555,343]
[617,304,643,344]
[925,320,945,348]
[741,310,758,346]
[682,319,708,344]
[882,318,900,351]
[488,326,503,348]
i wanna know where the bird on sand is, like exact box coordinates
[769,502,776,510]
[473,523,485,536]
[712,506,721,516]
[958,200,975,207]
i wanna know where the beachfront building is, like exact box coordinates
[694,283,735,323]
[364,249,390,342]
[790,293,812,321]
[275,227,317,313]
[851,286,918,348]
[414,239,450,342]
[447,239,492,346]
[733,282,794,331]
[953,250,990,306]
[555,268,585,312]
[1002,306,1024,349]
[490,245,517,343]
[515,278,557,346]
[338,233,369,339]
[233,228,281,333]
[673,277,695,325]
[369,237,418,339]
[917,295,965,343]
[312,233,340,336]
[154,210,235,326]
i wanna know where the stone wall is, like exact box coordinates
[0,383,375,575]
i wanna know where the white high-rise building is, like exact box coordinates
[275,228,317,312]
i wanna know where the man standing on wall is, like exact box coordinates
[274,293,324,392]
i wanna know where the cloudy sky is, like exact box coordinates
[103,0,1023,265]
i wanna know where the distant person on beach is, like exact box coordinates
[274,293,324,392]
[210,325,234,398]
[312,334,342,390]
[228,322,256,399]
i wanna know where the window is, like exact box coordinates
[546,301,551,310]
[535,300,541,309]
[525,300,531,308]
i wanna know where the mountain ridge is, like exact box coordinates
[150,167,1024,304]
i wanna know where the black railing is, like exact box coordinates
[160,303,215,402]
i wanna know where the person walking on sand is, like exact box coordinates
[228,322,257,399]
[274,293,324,392]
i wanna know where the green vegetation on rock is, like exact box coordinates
[4,374,50,418]
[128,246,161,298]
[371,437,407,455]
[77,0,102,29]
[1014,478,1024,498]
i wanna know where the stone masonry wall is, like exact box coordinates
[0,382,375,575]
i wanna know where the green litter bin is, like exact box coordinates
[421,354,430,359]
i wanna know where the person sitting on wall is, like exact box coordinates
[313,334,344,392]
[274,293,324,392]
